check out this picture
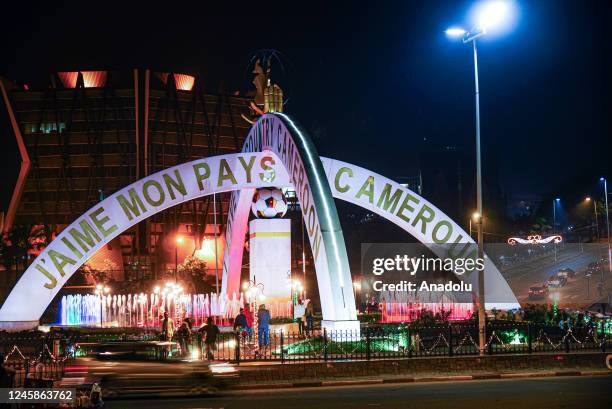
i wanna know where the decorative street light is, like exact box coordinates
[175,234,184,284]
[290,279,304,303]
[469,211,480,239]
[445,0,513,356]
[243,278,265,335]
[162,281,184,324]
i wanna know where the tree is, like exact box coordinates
[175,256,217,293]
[0,225,47,275]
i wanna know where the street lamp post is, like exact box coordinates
[469,211,480,240]
[601,178,611,274]
[586,197,600,240]
[553,198,560,262]
[446,29,486,356]
[446,1,512,356]
[175,235,184,284]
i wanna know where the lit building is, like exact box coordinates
[0,69,252,282]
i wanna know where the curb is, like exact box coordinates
[228,370,611,391]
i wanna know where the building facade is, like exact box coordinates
[0,69,252,282]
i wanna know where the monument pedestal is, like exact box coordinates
[0,320,39,331]
[321,319,361,339]
[249,218,291,301]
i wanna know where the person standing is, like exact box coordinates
[258,304,271,347]
[160,311,174,358]
[177,319,192,357]
[233,308,248,333]
[244,305,254,341]
[161,311,175,340]
[294,299,306,335]
[305,300,315,336]
[199,317,220,361]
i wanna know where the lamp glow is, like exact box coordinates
[477,1,509,28]
[445,27,466,37]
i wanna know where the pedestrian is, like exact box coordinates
[198,317,220,361]
[258,304,271,347]
[233,308,248,333]
[89,382,104,408]
[177,319,192,356]
[305,300,315,336]
[244,305,254,340]
[160,311,174,358]
[161,311,175,340]
[294,299,306,335]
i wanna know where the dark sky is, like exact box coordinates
[1,0,610,200]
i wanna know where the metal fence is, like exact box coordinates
[160,321,611,363]
[2,321,608,370]
[0,334,71,387]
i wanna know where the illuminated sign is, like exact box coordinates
[507,234,563,245]
[0,113,519,331]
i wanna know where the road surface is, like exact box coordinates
[106,375,612,409]
[498,244,611,307]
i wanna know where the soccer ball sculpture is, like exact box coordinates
[251,188,288,218]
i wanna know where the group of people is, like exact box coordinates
[160,311,220,360]
[293,299,315,335]
[159,300,316,359]
[234,304,272,346]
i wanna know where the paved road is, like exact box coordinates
[499,244,611,307]
[106,375,612,409]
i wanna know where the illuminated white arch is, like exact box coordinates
[220,114,358,332]
[222,155,519,311]
[221,114,518,311]
[0,114,360,332]
[0,113,518,330]
[0,151,293,329]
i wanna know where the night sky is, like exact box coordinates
[1,0,610,206]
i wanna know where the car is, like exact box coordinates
[528,285,549,299]
[547,274,567,288]
[557,268,576,279]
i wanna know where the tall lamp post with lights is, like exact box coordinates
[601,178,611,274]
[585,197,600,240]
[446,1,512,356]
[175,235,184,284]
[553,198,560,262]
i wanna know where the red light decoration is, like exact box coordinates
[173,74,195,91]
[57,71,107,88]
[380,302,473,322]
[155,72,195,91]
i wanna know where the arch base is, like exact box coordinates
[321,320,361,339]
[0,320,39,332]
